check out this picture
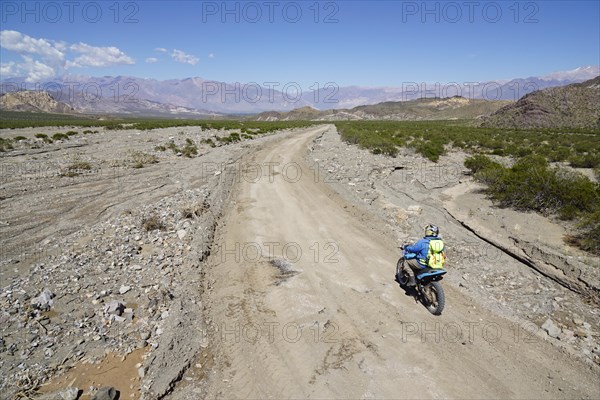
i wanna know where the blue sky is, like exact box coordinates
[1,1,599,88]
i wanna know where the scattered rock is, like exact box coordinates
[177,229,187,240]
[30,288,55,311]
[92,386,119,400]
[119,285,131,295]
[104,300,125,316]
[541,318,562,338]
[60,386,81,400]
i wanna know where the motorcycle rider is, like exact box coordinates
[403,224,441,287]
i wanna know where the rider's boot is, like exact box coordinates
[407,276,416,287]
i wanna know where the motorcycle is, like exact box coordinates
[395,246,447,315]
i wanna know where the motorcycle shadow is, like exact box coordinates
[395,276,421,305]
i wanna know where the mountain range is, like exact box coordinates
[1,66,598,115]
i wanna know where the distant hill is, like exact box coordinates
[0,91,74,114]
[0,89,223,118]
[481,76,600,129]
[255,97,511,121]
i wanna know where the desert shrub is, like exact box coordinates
[466,154,600,252]
[34,133,53,143]
[182,143,198,158]
[52,133,69,141]
[372,142,398,157]
[66,130,78,136]
[0,137,13,151]
[83,130,94,134]
[216,133,241,144]
[14,136,27,141]
[201,138,216,147]
[167,142,180,153]
[154,145,166,151]
[467,154,600,218]
[548,147,571,162]
[411,140,445,162]
[180,200,209,219]
[142,214,166,231]
[464,155,501,174]
[569,154,600,168]
[565,210,600,255]
[62,161,93,177]
[130,151,158,168]
[464,155,505,186]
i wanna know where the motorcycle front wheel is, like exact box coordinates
[422,281,445,315]
[395,258,409,287]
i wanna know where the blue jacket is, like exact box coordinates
[405,236,435,268]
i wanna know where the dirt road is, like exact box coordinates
[201,126,600,399]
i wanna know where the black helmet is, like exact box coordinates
[425,224,439,237]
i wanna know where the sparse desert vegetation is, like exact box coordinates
[335,120,600,253]
[130,151,159,168]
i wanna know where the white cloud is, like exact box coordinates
[0,61,21,77]
[0,58,55,83]
[22,57,56,82]
[171,49,199,65]
[0,30,64,65]
[146,57,158,64]
[208,53,215,59]
[67,43,134,68]
[155,47,168,53]
[0,30,135,82]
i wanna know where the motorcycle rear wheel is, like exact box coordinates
[422,281,445,315]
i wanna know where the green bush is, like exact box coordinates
[62,161,93,177]
[34,133,53,143]
[569,154,600,168]
[484,155,598,216]
[130,151,158,168]
[411,140,445,162]
[52,133,69,141]
[181,140,198,158]
[201,138,216,147]
[0,137,13,151]
[465,154,600,252]
[571,211,600,255]
[464,155,502,174]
